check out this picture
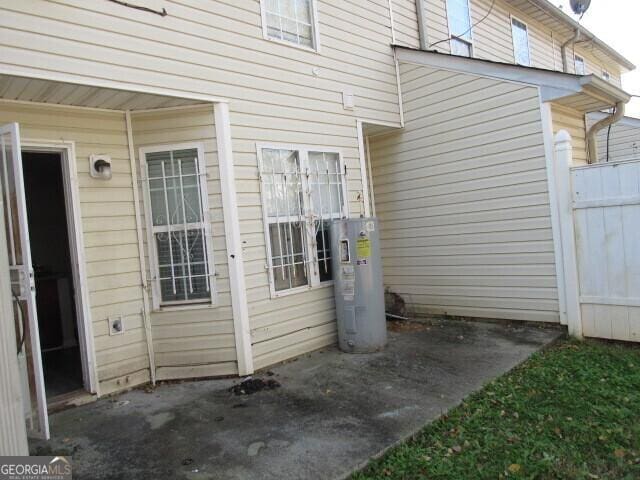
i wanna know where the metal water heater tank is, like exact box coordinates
[330,217,387,353]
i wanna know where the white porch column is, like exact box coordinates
[0,191,29,455]
[554,130,583,338]
[214,102,254,375]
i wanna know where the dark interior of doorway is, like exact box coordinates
[22,151,83,400]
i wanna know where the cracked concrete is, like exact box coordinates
[30,319,563,479]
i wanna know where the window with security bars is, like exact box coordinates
[259,146,346,295]
[262,0,317,49]
[142,146,215,307]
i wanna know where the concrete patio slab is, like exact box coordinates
[31,319,563,479]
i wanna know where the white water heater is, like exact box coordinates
[330,218,387,353]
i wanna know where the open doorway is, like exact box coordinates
[21,151,84,401]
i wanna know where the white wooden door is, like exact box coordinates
[572,159,640,342]
[0,123,49,439]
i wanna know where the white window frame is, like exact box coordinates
[445,0,474,57]
[259,0,321,53]
[257,143,348,298]
[510,15,531,67]
[574,54,586,75]
[139,142,217,310]
[602,69,611,82]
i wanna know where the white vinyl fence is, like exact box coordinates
[555,130,640,342]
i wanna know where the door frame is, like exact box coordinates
[21,139,98,395]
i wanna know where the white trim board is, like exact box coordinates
[214,103,253,376]
[539,101,567,326]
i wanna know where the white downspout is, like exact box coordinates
[388,0,397,44]
[561,29,581,73]
[125,110,156,385]
[586,102,625,164]
[416,0,428,49]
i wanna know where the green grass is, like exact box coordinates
[353,339,640,480]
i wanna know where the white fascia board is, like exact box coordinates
[510,0,635,71]
[395,47,583,92]
[395,48,630,106]
[579,75,631,103]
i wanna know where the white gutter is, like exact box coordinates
[516,0,635,71]
[125,110,156,385]
[587,102,626,164]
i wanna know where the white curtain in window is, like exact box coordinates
[447,0,472,42]
[511,19,531,66]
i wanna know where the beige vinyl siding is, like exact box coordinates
[0,1,398,374]
[401,1,623,80]
[551,104,587,166]
[587,115,640,163]
[0,1,399,125]
[422,0,452,54]
[0,101,151,396]
[564,47,623,87]
[368,62,560,323]
[131,106,238,381]
[393,0,421,48]
[236,122,364,371]
[411,0,559,67]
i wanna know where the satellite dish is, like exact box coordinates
[570,0,591,15]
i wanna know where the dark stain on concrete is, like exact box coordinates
[30,319,563,480]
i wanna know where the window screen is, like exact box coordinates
[511,18,531,66]
[145,148,213,305]
[446,0,472,57]
[260,147,345,294]
[264,0,315,48]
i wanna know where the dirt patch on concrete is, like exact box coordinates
[229,378,281,395]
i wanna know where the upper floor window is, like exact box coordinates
[602,70,611,82]
[141,145,216,308]
[261,0,319,50]
[574,55,586,75]
[446,0,473,57]
[258,145,347,296]
[511,17,531,66]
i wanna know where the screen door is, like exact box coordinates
[0,122,49,439]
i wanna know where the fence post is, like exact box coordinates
[554,130,583,338]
